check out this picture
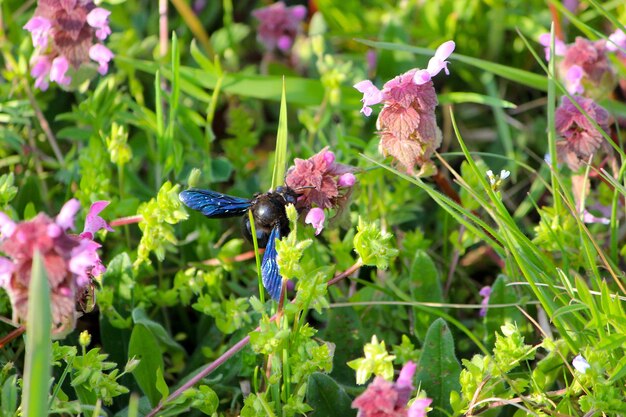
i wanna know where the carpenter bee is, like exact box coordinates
[179,186,299,300]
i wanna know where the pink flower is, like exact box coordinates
[252,2,307,52]
[338,173,356,187]
[538,33,566,61]
[354,40,454,174]
[565,65,584,94]
[56,199,81,231]
[31,55,52,90]
[49,56,71,86]
[285,147,356,211]
[607,29,626,53]
[23,1,114,89]
[0,200,109,336]
[81,200,114,239]
[23,16,52,48]
[352,362,427,417]
[354,80,383,116]
[413,40,456,85]
[89,44,114,75]
[479,286,491,317]
[560,37,615,97]
[0,212,16,237]
[86,8,112,40]
[408,398,432,417]
[305,208,325,235]
[554,95,610,171]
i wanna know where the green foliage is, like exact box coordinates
[353,217,399,269]
[347,335,396,384]
[3,1,626,416]
[22,251,51,417]
[135,182,189,267]
[415,319,461,417]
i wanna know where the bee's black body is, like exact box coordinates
[179,185,299,300]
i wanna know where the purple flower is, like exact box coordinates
[555,95,610,171]
[607,29,626,53]
[408,398,432,417]
[338,173,356,187]
[305,208,325,235]
[89,44,114,75]
[479,286,491,317]
[86,8,112,40]
[0,200,109,336]
[81,201,114,239]
[23,16,52,48]
[572,354,590,373]
[23,0,114,89]
[285,147,356,211]
[560,37,615,97]
[252,2,307,53]
[413,40,455,85]
[31,55,51,90]
[538,33,566,61]
[354,80,383,116]
[565,65,584,94]
[352,361,429,417]
[582,210,610,225]
[49,56,71,86]
[354,40,454,174]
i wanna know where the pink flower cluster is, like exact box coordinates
[252,1,307,52]
[285,147,356,235]
[554,95,610,171]
[539,35,615,97]
[23,0,114,90]
[352,361,432,417]
[354,41,455,174]
[0,200,112,335]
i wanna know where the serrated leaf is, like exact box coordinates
[415,319,461,417]
[306,373,356,417]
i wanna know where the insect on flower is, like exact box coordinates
[179,186,299,300]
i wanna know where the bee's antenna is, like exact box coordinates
[295,185,316,192]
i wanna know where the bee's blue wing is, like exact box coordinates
[179,188,252,218]
[261,225,283,300]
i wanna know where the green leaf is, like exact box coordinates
[131,308,186,356]
[128,324,165,407]
[415,319,461,417]
[306,373,356,417]
[1,375,18,417]
[271,77,289,189]
[22,251,52,417]
[155,367,169,401]
[409,250,443,341]
[484,275,525,349]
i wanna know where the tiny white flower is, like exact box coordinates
[486,170,496,185]
[572,354,590,373]
[499,170,510,180]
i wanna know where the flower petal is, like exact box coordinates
[81,200,114,239]
[56,199,81,231]
[305,208,325,235]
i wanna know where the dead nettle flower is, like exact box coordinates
[354,41,455,175]
[252,1,307,53]
[0,199,111,336]
[554,95,611,171]
[540,34,617,98]
[479,285,491,317]
[607,29,626,54]
[285,147,356,235]
[23,0,114,90]
[352,361,432,417]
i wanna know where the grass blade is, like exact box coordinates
[22,250,52,417]
[271,77,288,189]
